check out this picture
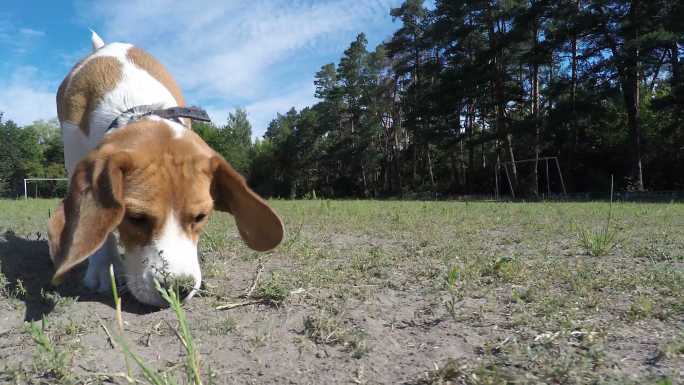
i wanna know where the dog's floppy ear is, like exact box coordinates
[48,152,132,284]
[210,155,283,252]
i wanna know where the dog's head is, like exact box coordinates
[47,119,283,306]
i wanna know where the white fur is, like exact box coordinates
[61,121,88,176]
[165,119,187,138]
[120,212,201,306]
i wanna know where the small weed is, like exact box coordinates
[255,272,288,304]
[577,225,618,257]
[63,319,85,336]
[14,278,27,297]
[304,312,345,345]
[345,329,369,359]
[0,363,29,384]
[419,358,512,385]
[40,289,77,310]
[577,177,618,256]
[510,285,534,303]
[209,317,237,336]
[247,326,272,349]
[0,272,27,299]
[628,295,656,321]
[444,265,464,320]
[0,271,7,297]
[303,310,367,358]
[25,318,73,382]
[489,256,517,280]
[663,334,684,358]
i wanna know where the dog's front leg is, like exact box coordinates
[83,233,122,293]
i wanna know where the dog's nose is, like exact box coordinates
[160,276,196,302]
[176,285,193,301]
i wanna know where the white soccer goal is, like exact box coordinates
[495,156,567,199]
[23,178,68,199]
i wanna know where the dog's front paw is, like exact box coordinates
[83,261,116,293]
[82,238,121,293]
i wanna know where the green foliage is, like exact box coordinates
[249,0,684,198]
[194,107,253,175]
[0,116,66,197]
[255,272,288,304]
[577,179,618,256]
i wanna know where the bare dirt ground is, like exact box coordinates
[0,199,682,384]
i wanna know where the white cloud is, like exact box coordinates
[244,83,317,137]
[0,17,46,55]
[19,28,45,37]
[79,0,401,138]
[204,83,316,139]
[0,66,56,126]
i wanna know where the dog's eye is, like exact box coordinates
[126,213,149,226]
[194,213,207,223]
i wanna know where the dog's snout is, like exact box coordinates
[159,275,196,302]
[176,285,193,301]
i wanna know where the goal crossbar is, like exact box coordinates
[494,156,566,199]
[24,178,68,199]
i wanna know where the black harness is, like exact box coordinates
[107,104,212,132]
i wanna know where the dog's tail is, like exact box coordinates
[90,29,105,51]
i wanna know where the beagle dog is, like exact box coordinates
[48,32,283,306]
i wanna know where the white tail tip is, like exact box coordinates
[90,29,105,51]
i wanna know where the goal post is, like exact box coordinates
[495,156,566,199]
[24,178,69,199]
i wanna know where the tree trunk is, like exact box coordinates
[531,11,541,198]
[426,144,436,187]
[569,0,580,191]
[625,0,644,190]
[488,7,518,190]
[467,101,475,193]
[672,41,680,88]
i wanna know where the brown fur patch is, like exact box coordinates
[126,47,190,128]
[101,121,213,249]
[57,56,123,136]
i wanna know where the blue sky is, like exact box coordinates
[0,0,403,138]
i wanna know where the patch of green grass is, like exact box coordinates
[255,272,289,305]
[577,224,618,256]
[443,265,464,320]
[627,294,658,321]
[25,318,74,383]
[576,180,620,256]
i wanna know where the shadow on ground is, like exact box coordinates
[0,231,159,321]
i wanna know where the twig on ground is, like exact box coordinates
[77,367,139,384]
[215,299,266,311]
[243,261,264,298]
[98,320,116,349]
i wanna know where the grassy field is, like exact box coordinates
[0,199,682,384]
